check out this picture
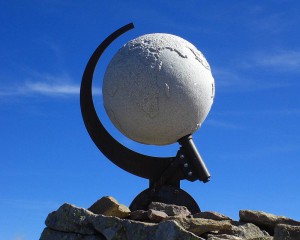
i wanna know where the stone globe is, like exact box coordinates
[103,33,215,145]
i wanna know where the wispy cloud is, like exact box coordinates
[251,13,289,35]
[212,67,291,92]
[253,50,300,71]
[214,109,300,118]
[246,1,299,36]
[13,234,26,240]
[206,119,244,130]
[236,48,300,75]
[0,72,101,97]
[22,81,80,95]
[222,143,300,161]
[0,198,59,211]
[213,68,244,89]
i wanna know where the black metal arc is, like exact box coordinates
[80,23,175,180]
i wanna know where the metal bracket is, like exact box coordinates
[178,135,211,183]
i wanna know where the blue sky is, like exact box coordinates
[1,1,300,239]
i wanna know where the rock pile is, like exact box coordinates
[40,196,300,240]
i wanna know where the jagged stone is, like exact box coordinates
[251,238,273,240]
[172,217,232,236]
[236,222,270,239]
[149,202,191,217]
[193,211,232,221]
[129,210,149,221]
[88,196,130,218]
[208,236,273,240]
[250,237,274,240]
[225,222,270,239]
[274,224,300,240]
[40,228,105,240]
[249,238,273,240]
[45,203,97,235]
[39,198,299,240]
[207,232,273,240]
[92,214,134,239]
[92,214,202,240]
[207,234,243,240]
[156,220,204,240]
[147,209,168,222]
[239,210,300,234]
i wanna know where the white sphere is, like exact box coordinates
[103,33,215,145]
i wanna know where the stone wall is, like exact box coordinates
[40,196,300,240]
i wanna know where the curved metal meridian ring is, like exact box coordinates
[80,23,175,180]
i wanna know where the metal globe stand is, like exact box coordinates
[80,23,211,214]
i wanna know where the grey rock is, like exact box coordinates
[45,203,97,235]
[249,238,273,240]
[208,235,273,240]
[193,211,232,221]
[240,210,300,234]
[248,237,274,240]
[40,200,300,240]
[88,196,130,218]
[235,223,269,239]
[173,217,232,236]
[274,224,300,240]
[92,214,135,240]
[129,210,149,221]
[149,202,191,217]
[92,214,202,240]
[207,234,243,240]
[208,231,273,240]
[230,222,270,239]
[147,209,168,222]
[155,220,204,240]
[40,228,105,240]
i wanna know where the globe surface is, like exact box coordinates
[103,33,215,145]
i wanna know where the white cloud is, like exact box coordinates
[0,198,59,211]
[13,234,26,240]
[252,13,288,34]
[212,67,290,92]
[215,109,300,118]
[213,68,243,88]
[222,143,300,161]
[240,50,300,73]
[22,81,80,95]
[254,50,300,70]
[206,119,244,130]
[0,72,101,97]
